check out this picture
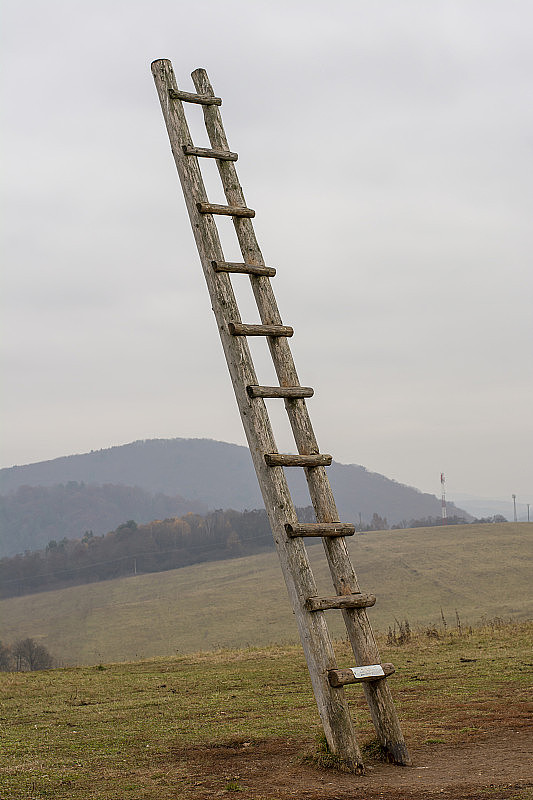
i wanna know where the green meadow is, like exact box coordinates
[0,523,531,666]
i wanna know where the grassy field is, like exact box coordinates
[0,620,531,799]
[0,523,531,666]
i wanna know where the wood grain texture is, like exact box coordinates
[228,322,293,337]
[192,63,410,768]
[247,385,313,399]
[197,202,255,217]
[188,67,410,766]
[264,453,332,467]
[213,261,276,277]
[183,145,238,160]
[153,59,364,773]
[168,87,221,105]
[306,593,376,612]
[285,522,355,537]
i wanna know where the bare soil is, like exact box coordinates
[174,727,533,799]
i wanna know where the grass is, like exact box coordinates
[0,522,531,666]
[303,733,365,773]
[0,619,531,799]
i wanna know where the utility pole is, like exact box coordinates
[527,503,530,522]
[441,473,447,524]
[512,494,517,522]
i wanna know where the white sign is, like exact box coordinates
[350,665,385,680]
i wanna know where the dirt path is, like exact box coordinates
[180,728,533,799]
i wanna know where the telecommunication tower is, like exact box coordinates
[441,473,447,523]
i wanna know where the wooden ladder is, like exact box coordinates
[151,60,411,773]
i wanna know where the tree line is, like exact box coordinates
[1,507,500,600]
[390,514,504,529]
[0,507,313,599]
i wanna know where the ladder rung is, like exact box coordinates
[197,202,255,218]
[228,323,293,337]
[247,385,314,399]
[265,453,332,467]
[285,522,355,537]
[183,145,238,161]
[212,261,276,277]
[169,88,222,106]
[329,663,395,688]
[306,593,376,612]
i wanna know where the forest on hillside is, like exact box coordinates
[0,508,315,599]
[0,506,477,600]
[0,439,471,542]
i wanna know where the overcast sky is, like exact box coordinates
[2,0,532,504]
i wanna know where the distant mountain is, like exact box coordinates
[0,438,469,557]
[0,439,259,507]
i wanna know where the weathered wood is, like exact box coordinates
[189,67,411,766]
[154,60,410,771]
[247,385,313,399]
[213,261,276,277]
[190,64,413,769]
[228,322,293,337]
[265,453,332,467]
[286,522,354,537]
[183,145,238,161]
[168,87,221,105]
[153,59,365,774]
[197,201,255,217]
[306,593,376,612]
[329,664,395,688]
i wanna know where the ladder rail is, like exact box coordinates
[152,59,410,768]
[152,58,365,772]
[191,68,410,763]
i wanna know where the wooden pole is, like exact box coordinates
[191,66,411,766]
[152,58,365,773]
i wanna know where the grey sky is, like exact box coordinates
[2,0,532,502]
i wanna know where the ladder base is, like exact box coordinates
[329,663,395,687]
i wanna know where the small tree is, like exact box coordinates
[13,638,54,671]
[0,641,13,671]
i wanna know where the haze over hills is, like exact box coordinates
[0,483,207,558]
[0,438,469,557]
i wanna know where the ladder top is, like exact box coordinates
[183,145,238,161]
[168,87,222,106]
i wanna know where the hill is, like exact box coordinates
[0,508,298,598]
[0,439,469,557]
[0,482,206,558]
[0,522,530,666]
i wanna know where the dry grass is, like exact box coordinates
[0,619,531,799]
[1,522,531,666]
